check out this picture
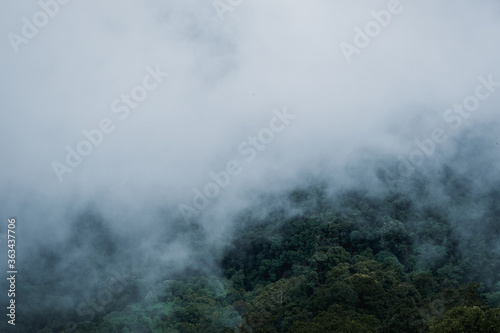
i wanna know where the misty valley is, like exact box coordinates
[3,126,500,332]
[3,1,500,332]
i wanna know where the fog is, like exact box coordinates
[0,0,499,330]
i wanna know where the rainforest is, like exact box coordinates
[2,1,500,332]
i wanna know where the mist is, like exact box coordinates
[1,0,500,331]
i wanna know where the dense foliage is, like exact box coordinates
[5,172,500,332]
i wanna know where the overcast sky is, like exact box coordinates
[1,0,499,244]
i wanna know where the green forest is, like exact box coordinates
[10,162,500,332]
[4,1,500,332]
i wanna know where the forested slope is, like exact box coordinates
[19,168,500,332]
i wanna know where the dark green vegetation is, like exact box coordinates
[5,160,500,332]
